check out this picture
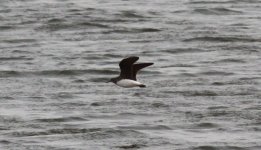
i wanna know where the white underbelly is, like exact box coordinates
[116,79,142,88]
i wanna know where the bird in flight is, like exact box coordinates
[108,56,153,88]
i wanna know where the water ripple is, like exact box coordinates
[192,7,242,15]
[1,0,261,149]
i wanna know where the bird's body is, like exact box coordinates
[116,79,144,88]
[108,56,153,88]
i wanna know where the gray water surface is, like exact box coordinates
[1,0,261,149]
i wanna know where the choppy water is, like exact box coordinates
[1,0,261,149]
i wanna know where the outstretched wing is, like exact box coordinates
[132,63,153,80]
[119,56,139,79]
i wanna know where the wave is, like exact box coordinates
[177,73,198,77]
[2,39,37,44]
[35,117,86,123]
[194,122,219,128]
[192,7,242,15]
[11,128,101,137]
[0,140,11,144]
[151,102,169,108]
[169,90,219,97]
[119,10,146,18]
[116,144,145,149]
[212,79,256,86]
[11,127,144,139]
[118,125,172,130]
[0,71,22,77]
[184,36,261,43]
[162,48,206,54]
[0,56,33,61]
[189,0,261,4]
[0,69,117,78]
[90,77,110,83]
[212,58,246,64]
[162,64,197,68]
[102,27,161,34]
[0,96,14,100]
[194,145,249,150]
[37,19,110,32]
[199,71,234,76]
[77,22,110,28]
[0,25,15,30]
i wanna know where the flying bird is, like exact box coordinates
[108,56,153,88]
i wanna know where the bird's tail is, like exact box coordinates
[139,84,146,88]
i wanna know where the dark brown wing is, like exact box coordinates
[119,56,139,79]
[132,63,153,80]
